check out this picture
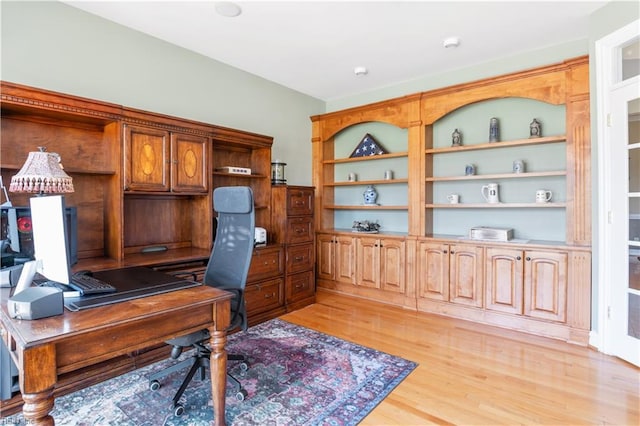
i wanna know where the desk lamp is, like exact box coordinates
[9,147,74,196]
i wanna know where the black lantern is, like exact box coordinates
[271,160,287,185]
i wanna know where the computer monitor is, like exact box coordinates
[30,195,73,285]
[1,205,77,268]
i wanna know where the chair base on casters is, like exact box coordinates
[148,343,249,416]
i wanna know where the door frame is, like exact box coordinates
[595,19,640,364]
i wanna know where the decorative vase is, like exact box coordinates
[363,185,378,205]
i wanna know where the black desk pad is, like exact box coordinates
[64,266,201,311]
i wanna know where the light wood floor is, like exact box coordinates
[281,290,640,425]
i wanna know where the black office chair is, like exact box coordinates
[148,186,255,416]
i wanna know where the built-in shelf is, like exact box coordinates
[2,163,116,176]
[323,151,408,164]
[325,204,408,210]
[212,172,267,179]
[326,178,409,186]
[425,135,566,154]
[427,202,566,208]
[426,171,566,182]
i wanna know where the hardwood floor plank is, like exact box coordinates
[281,290,640,425]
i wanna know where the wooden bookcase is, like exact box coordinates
[311,56,592,345]
[0,81,295,414]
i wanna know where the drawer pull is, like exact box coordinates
[264,293,275,299]
[294,256,304,261]
[295,284,304,289]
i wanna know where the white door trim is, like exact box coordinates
[594,19,640,360]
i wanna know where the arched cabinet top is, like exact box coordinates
[311,93,421,140]
[420,56,587,125]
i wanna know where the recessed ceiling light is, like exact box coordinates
[215,2,242,18]
[443,37,460,48]
[354,66,368,76]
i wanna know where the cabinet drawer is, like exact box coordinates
[286,243,314,273]
[247,246,284,282]
[286,270,315,302]
[245,278,283,315]
[287,188,314,216]
[287,217,314,244]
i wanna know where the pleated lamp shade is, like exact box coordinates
[9,147,74,195]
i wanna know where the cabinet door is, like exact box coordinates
[356,236,380,289]
[417,241,449,301]
[316,234,335,281]
[380,238,405,293]
[171,133,208,193]
[335,235,355,285]
[449,244,484,307]
[485,247,524,314]
[524,250,568,322]
[124,125,170,191]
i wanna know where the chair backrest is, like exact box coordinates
[204,186,255,292]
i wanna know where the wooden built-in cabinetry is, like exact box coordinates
[311,56,592,345]
[0,81,312,413]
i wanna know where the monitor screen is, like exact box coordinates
[30,195,72,284]
[1,205,77,268]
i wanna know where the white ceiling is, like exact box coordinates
[63,1,609,101]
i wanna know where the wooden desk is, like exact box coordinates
[0,285,233,425]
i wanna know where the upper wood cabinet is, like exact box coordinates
[171,132,208,192]
[124,124,208,193]
[0,82,276,274]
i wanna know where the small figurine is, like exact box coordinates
[352,220,381,233]
[489,117,499,142]
[451,128,462,146]
[529,118,542,138]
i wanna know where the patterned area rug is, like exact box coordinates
[5,318,417,425]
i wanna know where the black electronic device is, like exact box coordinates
[67,273,116,295]
[1,205,78,267]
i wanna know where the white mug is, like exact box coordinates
[348,172,357,182]
[481,183,500,203]
[447,194,459,204]
[536,189,553,203]
[384,170,393,180]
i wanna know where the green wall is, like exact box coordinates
[0,0,324,186]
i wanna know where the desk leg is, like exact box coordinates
[209,328,227,426]
[20,344,56,425]
[22,389,55,425]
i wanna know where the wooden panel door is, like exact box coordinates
[485,247,524,314]
[335,235,355,285]
[171,133,208,193]
[356,236,380,289]
[417,241,449,301]
[449,244,484,307]
[124,124,170,191]
[524,250,568,322]
[380,238,405,294]
[316,234,335,281]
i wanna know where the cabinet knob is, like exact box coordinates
[526,257,531,261]
[450,251,455,254]
[443,250,448,254]
[517,256,522,260]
